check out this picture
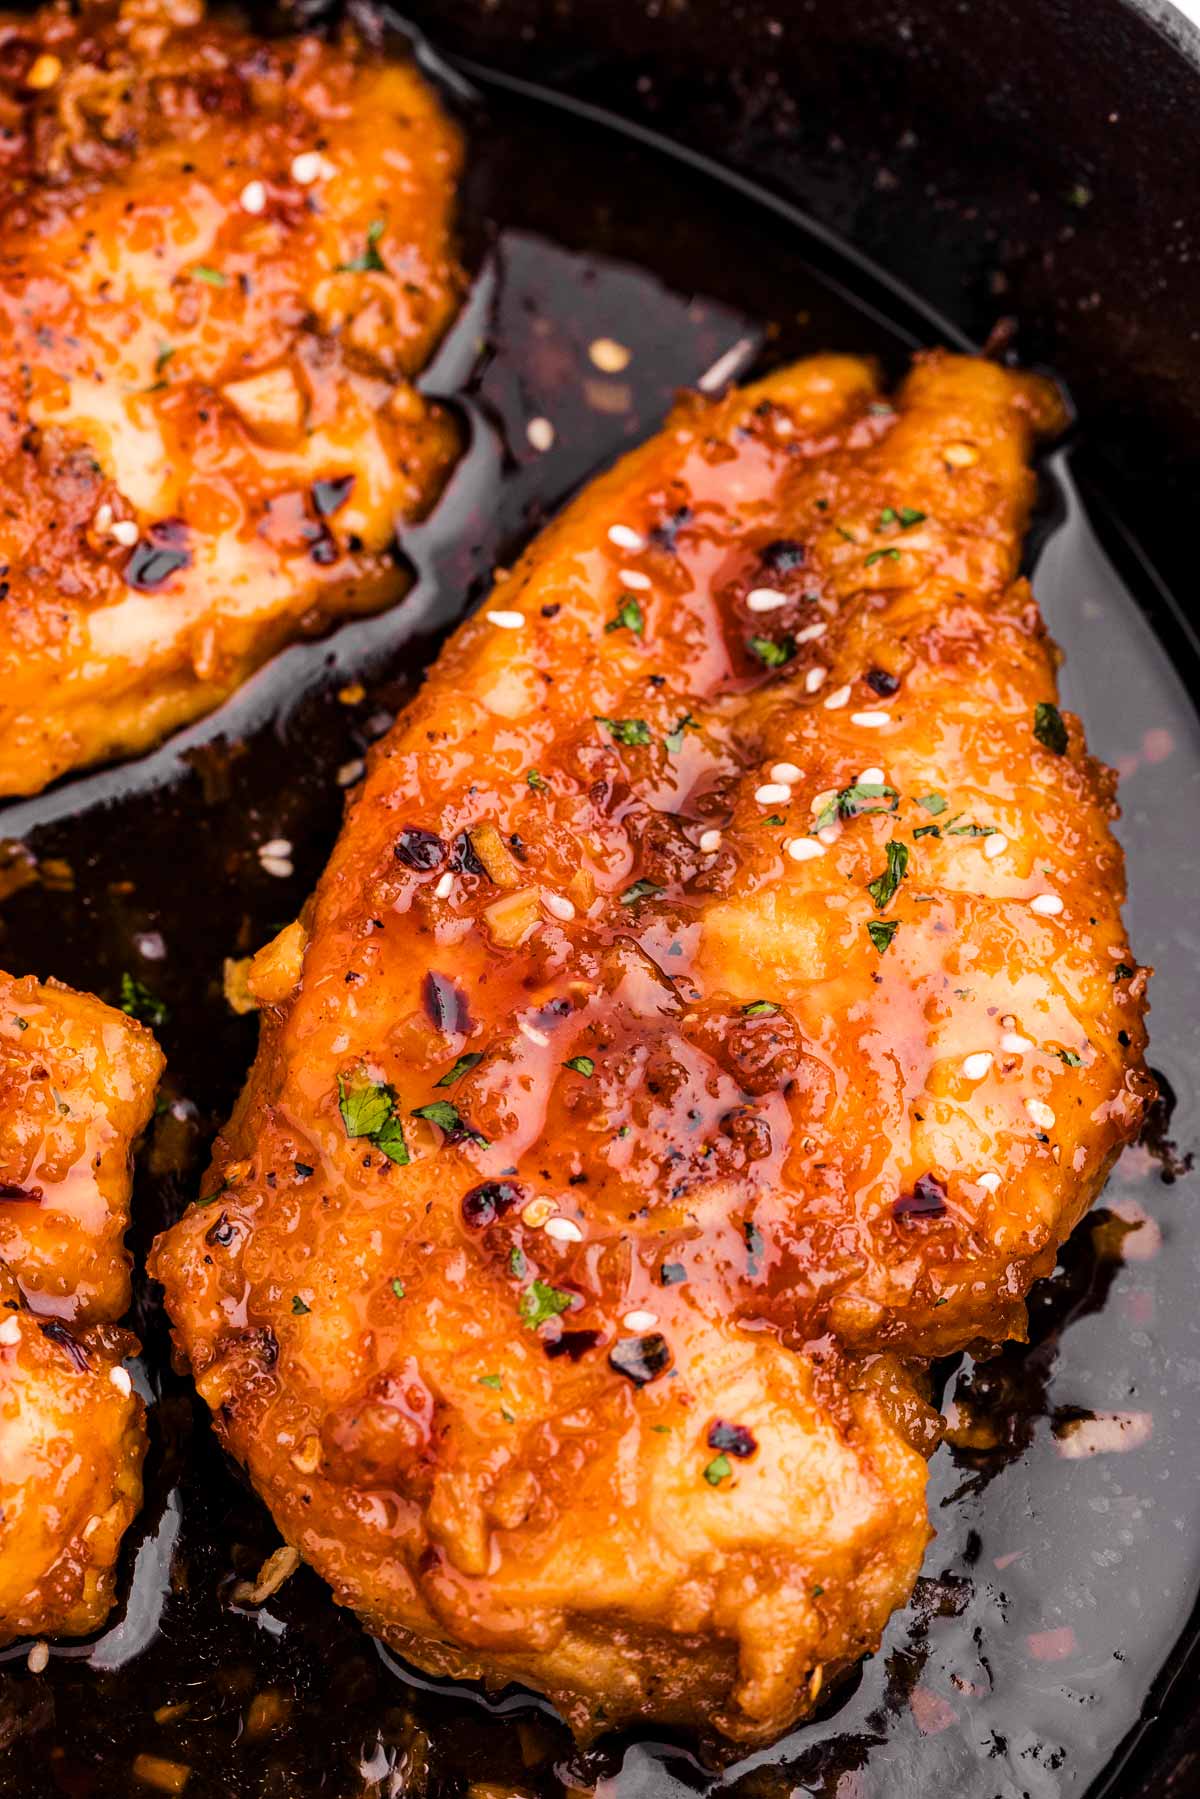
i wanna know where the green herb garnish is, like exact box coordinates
[337,217,386,274]
[605,596,645,636]
[291,1295,311,1315]
[867,919,899,954]
[478,1373,503,1390]
[119,972,168,1029]
[1034,701,1069,755]
[391,1278,406,1299]
[813,781,898,832]
[867,841,910,910]
[595,715,652,747]
[748,635,795,668]
[864,547,901,567]
[664,713,696,754]
[526,769,549,793]
[1055,1048,1084,1067]
[917,793,947,815]
[191,265,226,286]
[620,879,662,905]
[564,1055,595,1077]
[436,1053,483,1088]
[519,1279,573,1330]
[703,1454,732,1486]
[337,1070,409,1165]
[741,1000,780,1017]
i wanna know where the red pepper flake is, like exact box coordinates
[461,1180,522,1228]
[609,1333,673,1386]
[707,1418,757,1458]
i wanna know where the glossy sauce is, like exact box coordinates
[0,32,1197,1799]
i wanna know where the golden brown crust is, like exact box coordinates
[0,0,462,795]
[0,974,162,1644]
[151,351,1149,1742]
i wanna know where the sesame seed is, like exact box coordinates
[622,1308,659,1331]
[1026,1098,1056,1130]
[805,666,828,694]
[608,523,645,552]
[823,684,851,710]
[1030,893,1064,916]
[290,151,323,185]
[544,1216,584,1242]
[962,1051,994,1081]
[696,336,756,393]
[542,891,575,922]
[93,502,113,533]
[984,832,1008,859]
[620,568,651,589]
[486,609,524,630]
[518,1020,550,1046]
[755,782,792,806]
[0,1315,20,1346]
[521,1196,557,1228]
[259,838,292,860]
[810,789,837,814]
[698,829,723,853]
[526,416,555,452]
[336,758,365,787]
[1001,1032,1034,1054]
[858,766,885,784]
[978,1171,1001,1193]
[746,586,789,613]
[111,519,139,547]
[795,621,827,643]
[259,856,293,880]
[433,872,454,900]
[26,1642,49,1675]
[943,441,979,468]
[787,837,826,862]
[110,1365,132,1396]
[850,710,890,727]
[816,824,841,846]
[589,337,632,373]
[770,761,803,784]
[239,180,266,214]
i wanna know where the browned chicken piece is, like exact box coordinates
[0,975,162,1644]
[0,970,165,1322]
[0,0,462,797]
[152,352,1150,1744]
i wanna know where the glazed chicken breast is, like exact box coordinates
[0,972,162,1644]
[0,0,461,798]
[151,352,1151,1744]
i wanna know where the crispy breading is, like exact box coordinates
[152,352,1150,1742]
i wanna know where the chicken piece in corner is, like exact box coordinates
[0,0,463,797]
[0,973,163,1644]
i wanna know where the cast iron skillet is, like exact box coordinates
[1,2,1198,1794]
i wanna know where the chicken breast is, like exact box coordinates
[0,975,163,1644]
[0,0,461,797]
[151,352,1150,1743]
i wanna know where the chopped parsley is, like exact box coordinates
[1114,963,1135,982]
[477,1373,503,1390]
[291,1295,311,1315]
[748,635,795,668]
[814,781,898,832]
[741,1000,780,1017]
[762,813,787,826]
[864,547,901,567]
[703,1454,732,1486]
[155,343,175,374]
[119,972,167,1029]
[917,792,948,815]
[945,819,995,837]
[337,1070,409,1165]
[867,919,899,954]
[519,1279,573,1330]
[913,824,940,839]
[508,1246,527,1279]
[595,715,651,747]
[391,1278,406,1299]
[1034,701,1069,755]
[526,769,549,793]
[337,217,386,274]
[564,1055,595,1077]
[436,1052,483,1088]
[605,596,645,636]
[191,265,227,286]
[620,879,662,905]
[879,505,926,528]
[1055,1048,1084,1067]
[412,1099,488,1146]
[664,713,696,754]
[867,841,910,910]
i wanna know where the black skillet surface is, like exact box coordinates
[1,4,1199,1794]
